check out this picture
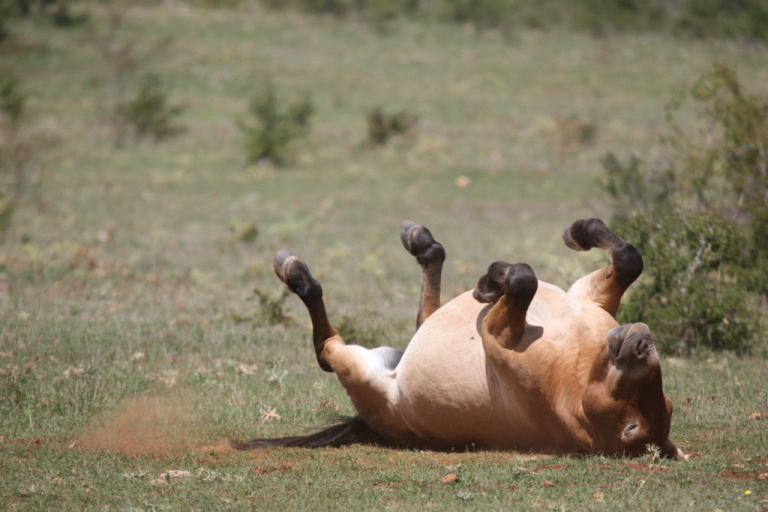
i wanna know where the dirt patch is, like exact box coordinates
[74,395,233,459]
[534,463,571,472]
[720,470,768,481]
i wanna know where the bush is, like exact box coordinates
[0,0,21,40]
[251,287,294,326]
[116,74,185,144]
[366,107,418,146]
[666,64,768,294]
[676,0,768,42]
[438,0,514,33]
[335,315,386,348]
[90,7,177,147]
[603,64,767,354]
[610,210,760,354]
[256,0,768,42]
[240,82,314,165]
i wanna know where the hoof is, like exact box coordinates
[562,218,610,252]
[473,262,537,305]
[400,221,445,265]
[272,250,317,298]
[273,250,301,283]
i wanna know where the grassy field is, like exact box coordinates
[1,3,767,510]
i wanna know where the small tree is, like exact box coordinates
[90,7,179,147]
[240,82,314,165]
[366,107,418,146]
[116,74,185,143]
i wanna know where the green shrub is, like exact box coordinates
[666,64,768,294]
[0,0,21,40]
[676,0,768,42]
[251,287,294,326]
[116,74,185,144]
[366,107,418,146]
[611,210,760,355]
[90,7,176,147]
[573,0,666,36]
[0,0,85,35]
[257,0,768,42]
[438,0,514,33]
[603,64,767,354]
[335,315,386,348]
[240,82,314,165]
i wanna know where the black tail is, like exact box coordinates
[230,417,398,450]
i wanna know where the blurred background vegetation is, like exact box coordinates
[3,0,763,354]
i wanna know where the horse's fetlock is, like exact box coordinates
[505,264,538,303]
[612,243,643,287]
[416,242,446,266]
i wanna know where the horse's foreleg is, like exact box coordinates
[400,221,446,329]
[474,261,538,350]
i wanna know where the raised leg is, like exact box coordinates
[272,250,412,441]
[562,218,643,316]
[473,261,539,350]
[400,221,446,329]
[273,250,339,372]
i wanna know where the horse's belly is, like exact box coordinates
[394,292,539,447]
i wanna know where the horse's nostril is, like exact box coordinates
[634,337,650,358]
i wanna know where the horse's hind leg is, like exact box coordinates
[272,250,411,440]
[400,221,446,329]
[273,250,339,372]
[562,218,643,316]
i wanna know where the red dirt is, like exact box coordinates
[720,470,768,481]
[534,463,571,472]
[74,395,233,459]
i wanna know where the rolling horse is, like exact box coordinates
[234,219,688,459]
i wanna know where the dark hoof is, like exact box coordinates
[400,221,445,265]
[473,262,537,305]
[562,218,612,252]
[272,250,318,298]
[273,250,301,283]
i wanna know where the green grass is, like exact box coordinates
[1,3,767,510]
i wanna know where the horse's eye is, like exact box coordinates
[622,423,639,439]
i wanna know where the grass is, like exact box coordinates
[1,3,767,510]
